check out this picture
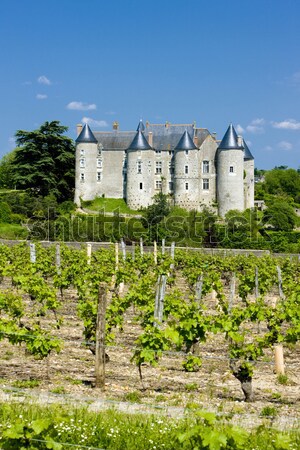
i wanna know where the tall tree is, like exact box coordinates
[12,121,75,201]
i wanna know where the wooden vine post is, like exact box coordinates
[56,243,61,274]
[274,265,285,375]
[95,283,107,389]
[87,243,92,265]
[153,241,157,265]
[29,243,36,263]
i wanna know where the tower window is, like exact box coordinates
[155,180,162,190]
[80,149,85,156]
[185,165,189,174]
[169,162,174,174]
[80,158,85,168]
[80,173,85,182]
[156,161,162,174]
[155,150,161,155]
[203,178,209,190]
[185,150,189,155]
[229,165,235,173]
[185,182,189,190]
[97,158,102,168]
[97,172,102,182]
[137,161,142,174]
[139,182,143,190]
[202,160,209,173]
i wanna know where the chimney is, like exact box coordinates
[76,123,83,136]
[148,131,153,147]
[237,135,243,147]
[193,135,198,146]
[113,121,119,131]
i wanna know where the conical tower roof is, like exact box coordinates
[76,123,98,144]
[242,138,254,160]
[136,119,145,132]
[127,130,152,150]
[174,130,197,151]
[218,124,243,150]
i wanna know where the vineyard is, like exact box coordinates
[0,241,299,430]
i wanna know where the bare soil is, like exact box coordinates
[0,277,299,429]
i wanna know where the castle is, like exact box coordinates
[74,120,254,217]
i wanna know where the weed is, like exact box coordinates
[184,382,198,392]
[123,391,142,403]
[260,406,278,417]
[51,386,66,395]
[11,379,40,389]
[277,374,288,385]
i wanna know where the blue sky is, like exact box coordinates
[1,0,300,169]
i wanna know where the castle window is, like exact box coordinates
[97,158,102,168]
[80,158,85,168]
[202,160,209,173]
[185,182,189,190]
[156,161,162,174]
[97,144,103,155]
[80,173,85,182]
[155,150,161,155]
[229,165,235,173]
[97,172,102,182]
[139,182,143,189]
[203,179,209,190]
[185,165,189,174]
[169,162,174,174]
[137,161,142,174]
[185,150,189,156]
[169,181,174,191]
[80,149,85,156]
[155,180,162,190]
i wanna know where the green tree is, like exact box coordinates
[0,150,16,189]
[263,201,298,231]
[12,121,75,201]
[263,168,300,203]
[143,192,171,242]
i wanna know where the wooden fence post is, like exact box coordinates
[95,284,107,389]
[140,237,144,256]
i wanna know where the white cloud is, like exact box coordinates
[246,118,265,134]
[272,119,300,130]
[67,101,97,111]
[278,141,293,151]
[236,124,244,134]
[37,75,51,85]
[36,94,47,100]
[263,145,273,152]
[82,117,108,127]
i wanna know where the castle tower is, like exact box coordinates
[174,130,200,210]
[216,124,244,217]
[126,125,154,209]
[74,123,98,206]
[242,137,255,209]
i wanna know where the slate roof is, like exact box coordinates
[218,124,243,150]
[91,122,212,151]
[76,123,98,144]
[174,130,197,151]
[137,120,145,132]
[127,130,152,150]
[242,138,254,160]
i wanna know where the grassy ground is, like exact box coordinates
[0,402,298,450]
[0,223,27,239]
[81,198,142,215]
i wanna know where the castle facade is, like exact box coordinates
[74,120,254,217]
